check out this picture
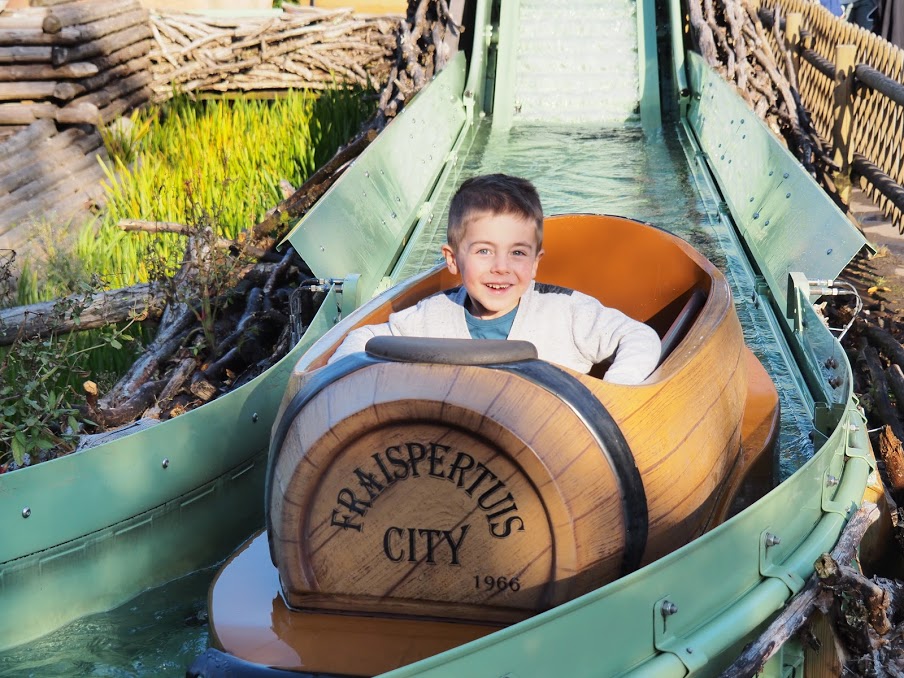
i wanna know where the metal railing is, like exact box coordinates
[759,0,904,232]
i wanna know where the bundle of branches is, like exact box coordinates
[24,0,462,438]
[717,502,904,677]
[148,7,400,100]
[686,0,833,181]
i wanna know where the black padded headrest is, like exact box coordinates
[365,336,538,365]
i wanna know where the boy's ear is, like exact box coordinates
[441,243,459,275]
[532,248,545,277]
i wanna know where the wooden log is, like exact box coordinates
[0,81,58,102]
[65,68,150,110]
[83,38,154,79]
[0,149,105,218]
[0,128,93,195]
[0,102,57,125]
[42,0,139,33]
[0,11,49,31]
[0,61,99,81]
[0,118,55,157]
[888,363,904,421]
[98,84,151,124]
[865,325,904,371]
[0,46,53,64]
[859,342,904,441]
[52,22,152,67]
[54,101,100,125]
[0,282,164,346]
[85,379,167,430]
[52,81,86,101]
[99,305,195,409]
[0,27,80,46]
[878,425,904,493]
[67,7,150,45]
[718,502,881,677]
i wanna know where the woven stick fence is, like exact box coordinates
[148,7,400,100]
[758,0,904,234]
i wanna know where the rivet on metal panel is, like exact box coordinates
[320,245,325,252]
[749,196,754,202]
[252,413,259,423]
[829,377,842,388]
[783,172,790,178]
[769,170,774,176]
[764,532,781,547]
[786,192,791,198]
[753,212,760,219]
[826,475,839,487]
[764,220,770,226]
[22,507,30,518]
[826,248,833,255]
[162,458,169,469]
[661,601,678,616]
[740,118,745,123]
[825,357,838,369]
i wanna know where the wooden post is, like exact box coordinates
[831,44,857,208]
[785,12,802,79]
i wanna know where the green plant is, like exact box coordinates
[0,277,142,469]
[98,108,157,166]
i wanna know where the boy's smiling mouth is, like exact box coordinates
[485,283,511,290]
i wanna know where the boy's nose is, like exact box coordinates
[491,254,510,273]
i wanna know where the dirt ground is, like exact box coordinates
[843,189,904,330]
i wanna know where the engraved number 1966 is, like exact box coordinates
[474,575,521,592]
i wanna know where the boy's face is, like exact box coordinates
[441,211,543,320]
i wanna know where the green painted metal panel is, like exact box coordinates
[0,288,341,648]
[281,53,467,299]
[0,453,265,651]
[637,0,662,130]
[685,52,870,304]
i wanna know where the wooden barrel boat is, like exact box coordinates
[199,213,780,676]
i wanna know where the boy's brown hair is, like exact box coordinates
[447,174,544,250]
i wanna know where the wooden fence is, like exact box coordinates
[760,0,904,233]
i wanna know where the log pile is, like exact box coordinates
[147,6,400,100]
[686,0,834,181]
[0,117,107,253]
[0,0,154,136]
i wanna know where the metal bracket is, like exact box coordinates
[759,529,805,596]
[339,273,362,319]
[652,596,708,673]
[786,271,809,334]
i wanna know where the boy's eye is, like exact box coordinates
[512,249,527,256]
[476,248,491,255]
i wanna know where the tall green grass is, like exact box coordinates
[17,86,372,302]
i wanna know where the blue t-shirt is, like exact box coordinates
[464,304,518,340]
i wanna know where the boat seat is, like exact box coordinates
[365,336,538,364]
[657,289,707,366]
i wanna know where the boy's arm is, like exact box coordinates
[573,295,661,385]
[327,322,392,364]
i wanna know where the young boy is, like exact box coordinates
[328,174,661,385]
